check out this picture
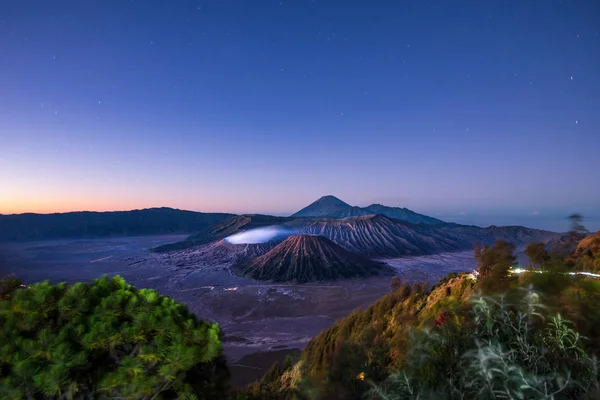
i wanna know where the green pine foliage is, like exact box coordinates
[0,275,229,399]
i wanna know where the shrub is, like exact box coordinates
[0,274,24,301]
[369,287,600,399]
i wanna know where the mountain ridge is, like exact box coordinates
[158,213,557,258]
[291,195,444,224]
[1,203,559,259]
[0,208,234,242]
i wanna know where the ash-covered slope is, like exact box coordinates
[287,215,556,257]
[291,195,444,224]
[288,215,470,257]
[174,239,278,266]
[232,234,389,283]
[154,214,292,252]
[158,214,557,257]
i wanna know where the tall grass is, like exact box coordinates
[368,286,600,400]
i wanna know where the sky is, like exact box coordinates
[1,0,599,231]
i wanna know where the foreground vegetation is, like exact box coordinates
[1,216,599,399]
[0,276,229,399]
[235,222,600,399]
[370,288,600,399]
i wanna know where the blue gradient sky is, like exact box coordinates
[1,0,599,231]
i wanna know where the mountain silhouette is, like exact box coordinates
[291,195,444,224]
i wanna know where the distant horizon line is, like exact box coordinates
[1,204,597,220]
[5,205,600,234]
[1,194,598,227]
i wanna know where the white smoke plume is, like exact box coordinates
[224,226,295,244]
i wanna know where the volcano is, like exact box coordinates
[232,234,389,283]
[291,195,361,218]
[291,195,444,224]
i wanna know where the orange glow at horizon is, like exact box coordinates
[0,195,293,216]
[1,177,303,215]
[0,198,167,215]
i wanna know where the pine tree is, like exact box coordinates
[0,275,229,399]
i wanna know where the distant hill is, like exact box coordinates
[437,223,559,249]
[362,203,444,225]
[0,208,234,242]
[232,234,390,283]
[291,195,444,224]
[291,195,364,218]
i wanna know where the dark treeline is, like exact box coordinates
[0,208,233,242]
